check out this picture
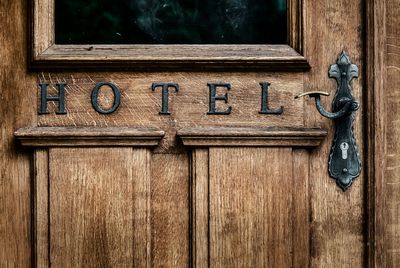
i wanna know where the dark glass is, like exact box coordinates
[55,0,287,44]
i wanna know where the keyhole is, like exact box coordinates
[340,142,349,160]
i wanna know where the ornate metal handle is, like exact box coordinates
[295,91,359,119]
[296,51,361,191]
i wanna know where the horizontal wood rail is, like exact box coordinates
[178,127,327,147]
[31,45,310,71]
[15,127,164,147]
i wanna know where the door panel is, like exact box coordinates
[186,129,324,268]
[32,146,153,267]
[151,154,189,267]
[22,127,323,267]
[209,147,293,267]
[191,147,311,268]
[50,148,144,267]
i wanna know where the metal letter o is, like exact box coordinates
[91,82,121,114]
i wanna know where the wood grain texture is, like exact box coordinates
[288,0,303,53]
[1,0,389,267]
[209,147,294,267]
[382,0,400,265]
[15,127,164,147]
[132,148,152,268]
[49,148,151,267]
[303,0,365,266]
[32,45,310,71]
[151,154,189,267]
[366,0,386,266]
[0,0,37,266]
[37,72,305,152]
[179,127,326,147]
[34,149,49,267]
[191,148,313,268]
[32,0,54,57]
[191,149,209,268]
[292,149,310,267]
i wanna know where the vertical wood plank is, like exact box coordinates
[292,149,310,267]
[209,147,293,268]
[0,0,36,266]
[304,0,365,266]
[34,149,49,267]
[191,149,209,268]
[49,147,149,267]
[132,148,152,268]
[366,0,386,266]
[151,154,189,267]
[383,0,400,265]
[33,0,54,55]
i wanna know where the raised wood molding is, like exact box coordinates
[178,127,327,147]
[31,44,310,71]
[32,147,152,266]
[191,147,310,266]
[30,0,309,71]
[366,0,387,267]
[15,127,165,147]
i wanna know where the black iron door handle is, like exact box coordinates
[296,51,361,191]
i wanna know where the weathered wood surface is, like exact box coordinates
[366,0,387,266]
[208,147,293,267]
[34,150,49,267]
[0,0,36,266]
[33,45,310,71]
[178,127,326,147]
[191,148,313,268]
[381,0,400,265]
[37,45,303,60]
[49,148,151,267]
[15,127,164,146]
[191,149,209,268]
[5,0,400,266]
[32,0,53,59]
[151,154,189,267]
[28,144,191,267]
[303,0,365,267]
[292,149,310,267]
[38,72,304,152]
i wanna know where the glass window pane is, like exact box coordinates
[55,0,287,44]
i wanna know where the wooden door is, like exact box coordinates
[1,0,399,267]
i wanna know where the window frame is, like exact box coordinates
[30,0,308,71]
